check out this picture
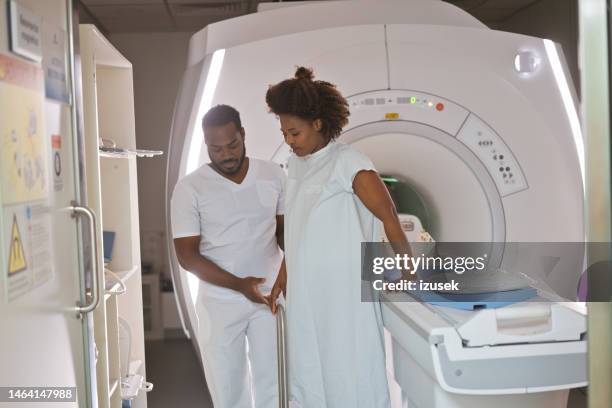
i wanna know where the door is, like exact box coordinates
[0,1,97,407]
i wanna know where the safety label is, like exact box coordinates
[7,214,27,275]
[3,204,53,302]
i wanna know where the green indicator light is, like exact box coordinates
[410,96,417,104]
[382,177,399,183]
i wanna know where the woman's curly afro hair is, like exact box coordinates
[266,67,350,141]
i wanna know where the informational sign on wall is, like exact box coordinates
[0,53,53,301]
[43,28,69,104]
[8,0,43,63]
[0,62,47,204]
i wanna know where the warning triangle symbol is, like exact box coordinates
[8,215,27,274]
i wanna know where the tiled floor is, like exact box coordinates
[145,338,587,408]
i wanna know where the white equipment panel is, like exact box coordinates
[457,114,528,196]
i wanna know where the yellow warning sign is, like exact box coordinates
[8,215,27,274]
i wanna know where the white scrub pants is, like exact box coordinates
[196,297,278,408]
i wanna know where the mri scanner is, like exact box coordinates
[165,1,587,407]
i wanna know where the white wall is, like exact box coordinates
[109,32,192,279]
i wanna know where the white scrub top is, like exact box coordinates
[285,141,390,407]
[171,158,286,301]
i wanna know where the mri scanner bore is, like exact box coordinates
[166,1,587,407]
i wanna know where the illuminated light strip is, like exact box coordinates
[184,49,225,306]
[543,39,585,188]
[186,49,226,175]
[187,273,199,307]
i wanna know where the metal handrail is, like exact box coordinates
[276,302,289,408]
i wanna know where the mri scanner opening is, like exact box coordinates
[346,128,500,244]
[381,174,431,233]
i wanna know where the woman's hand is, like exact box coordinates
[266,258,287,314]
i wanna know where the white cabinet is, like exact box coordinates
[79,24,153,408]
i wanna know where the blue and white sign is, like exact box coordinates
[43,28,70,104]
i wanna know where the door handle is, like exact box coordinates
[70,202,101,315]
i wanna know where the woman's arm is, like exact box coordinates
[352,170,414,277]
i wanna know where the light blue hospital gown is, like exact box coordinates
[284,141,390,408]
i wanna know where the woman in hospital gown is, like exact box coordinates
[266,67,412,408]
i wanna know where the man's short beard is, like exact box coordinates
[213,148,246,176]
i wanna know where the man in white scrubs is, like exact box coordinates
[171,104,285,408]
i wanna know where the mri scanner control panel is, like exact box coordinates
[457,114,528,196]
[348,90,470,136]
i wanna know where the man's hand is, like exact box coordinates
[238,277,269,304]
